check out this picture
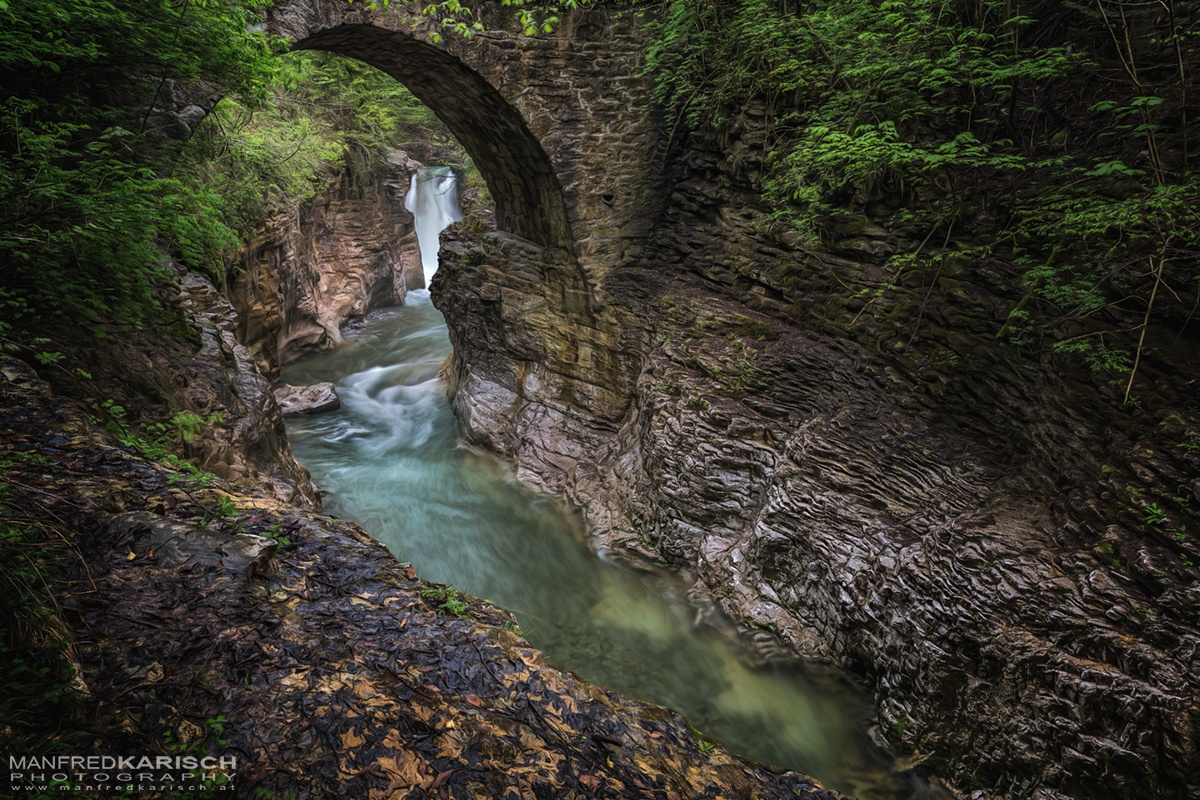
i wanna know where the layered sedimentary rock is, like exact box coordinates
[171,271,321,505]
[434,121,1200,799]
[1,357,844,800]
[34,265,317,506]
[100,3,1194,795]
[228,151,422,377]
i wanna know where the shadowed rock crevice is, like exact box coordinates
[228,153,422,378]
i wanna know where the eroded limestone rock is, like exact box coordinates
[434,128,1200,800]
[273,382,341,416]
[227,152,422,377]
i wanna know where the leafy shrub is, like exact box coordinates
[643,0,1200,393]
[0,0,453,348]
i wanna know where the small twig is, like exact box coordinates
[849,222,945,327]
[469,638,506,693]
[382,658,441,701]
[108,612,167,630]
[905,222,955,350]
[1123,251,1167,404]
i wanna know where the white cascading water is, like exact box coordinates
[282,160,925,800]
[404,165,463,287]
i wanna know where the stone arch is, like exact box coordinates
[290,24,571,250]
[266,1,666,289]
[266,2,664,419]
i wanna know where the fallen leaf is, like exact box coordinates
[125,551,136,561]
[579,774,601,791]
[464,693,481,707]
[430,769,455,790]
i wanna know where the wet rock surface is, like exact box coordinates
[434,125,1200,799]
[227,152,422,377]
[23,2,1192,795]
[26,269,318,508]
[273,382,342,416]
[1,358,846,800]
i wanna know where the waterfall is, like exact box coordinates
[404,166,463,288]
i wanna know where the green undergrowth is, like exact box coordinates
[643,0,1200,398]
[0,455,87,766]
[0,0,278,349]
[0,0,450,357]
[420,585,473,619]
[88,401,225,485]
[180,49,446,267]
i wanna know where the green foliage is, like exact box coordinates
[646,0,1086,224]
[178,50,445,257]
[168,411,226,443]
[89,400,222,484]
[396,0,593,40]
[1,0,455,364]
[420,585,471,618]
[644,0,1200,389]
[262,523,292,547]
[212,495,240,519]
[0,0,280,342]
[0,464,85,759]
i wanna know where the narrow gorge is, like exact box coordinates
[2,2,1198,800]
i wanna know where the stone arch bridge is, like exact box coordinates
[267,0,664,427]
[267,0,662,289]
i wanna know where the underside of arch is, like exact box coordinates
[292,25,572,251]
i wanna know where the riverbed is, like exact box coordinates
[281,291,922,800]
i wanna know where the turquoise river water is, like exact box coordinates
[281,290,927,800]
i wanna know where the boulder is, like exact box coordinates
[274,382,341,416]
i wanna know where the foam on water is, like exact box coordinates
[281,293,929,799]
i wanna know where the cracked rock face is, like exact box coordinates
[227,153,421,377]
[35,269,320,508]
[173,272,320,506]
[433,131,1200,798]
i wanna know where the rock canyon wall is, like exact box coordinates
[434,118,1200,800]
[228,152,424,378]
[26,3,1194,797]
